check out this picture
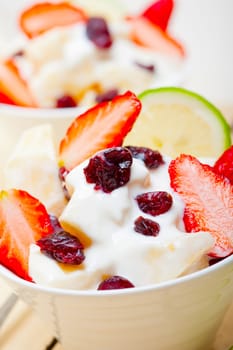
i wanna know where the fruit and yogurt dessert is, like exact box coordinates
[0,0,185,108]
[0,89,233,291]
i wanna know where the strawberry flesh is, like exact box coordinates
[128,16,185,58]
[0,59,37,107]
[59,91,142,170]
[19,2,87,39]
[169,154,233,258]
[0,189,53,281]
[0,92,16,106]
[142,0,174,31]
[213,145,233,184]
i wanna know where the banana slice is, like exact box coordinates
[3,124,67,216]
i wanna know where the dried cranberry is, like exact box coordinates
[37,231,85,265]
[209,257,225,266]
[136,191,173,216]
[97,276,135,290]
[134,216,160,236]
[86,17,112,49]
[95,88,118,103]
[84,147,132,193]
[126,146,164,169]
[12,50,24,57]
[135,61,155,73]
[58,166,69,181]
[49,214,63,234]
[56,95,77,108]
[58,166,70,200]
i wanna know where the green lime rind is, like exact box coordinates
[138,86,232,151]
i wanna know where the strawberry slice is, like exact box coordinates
[169,154,233,258]
[59,91,142,170]
[0,189,53,281]
[19,2,87,39]
[128,16,185,57]
[0,91,16,106]
[0,59,37,107]
[213,145,233,184]
[141,0,174,31]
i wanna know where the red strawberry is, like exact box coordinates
[19,2,87,39]
[0,91,16,106]
[213,145,233,184]
[0,189,53,281]
[169,154,233,258]
[141,0,174,31]
[128,16,185,57]
[59,91,142,170]
[0,59,37,107]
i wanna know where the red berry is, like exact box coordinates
[56,95,77,108]
[169,154,233,258]
[19,2,87,39]
[135,191,173,216]
[126,146,164,169]
[84,147,132,193]
[59,91,141,170]
[86,17,112,49]
[12,50,24,57]
[213,145,233,184]
[135,61,156,73]
[0,59,37,107]
[134,216,160,236]
[97,275,135,290]
[49,214,63,234]
[58,166,70,200]
[37,231,85,265]
[0,189,53,281]
[141,0,174,31]
[95,88,118,103]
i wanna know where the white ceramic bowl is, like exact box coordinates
[0,254,233,350]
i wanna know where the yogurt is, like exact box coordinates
[0,0,185,109]
[14,20,184,108]
[29,149,214,290]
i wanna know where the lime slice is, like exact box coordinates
[124,87,231,158]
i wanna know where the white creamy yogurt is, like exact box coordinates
[29,153,214,290]
[14,20,184,108]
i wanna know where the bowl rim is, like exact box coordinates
[0,253,233,298]
[0,58,190,119]
[0,103,86,119]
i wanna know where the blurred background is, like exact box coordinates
[0,0,233,116]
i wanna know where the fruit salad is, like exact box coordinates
[0,90,233,291]
[0,0,185,108]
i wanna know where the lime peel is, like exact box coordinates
[124,86,231,158]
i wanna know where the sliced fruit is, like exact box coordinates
[19,2,87,39]
[124,87,231,158]
[0,92,16,106]
[169,154,233,258]
[0,59,37,107]
[213,145,233,183]
[59,91,142,170]
[128,16,184,58]
[141,0,174,31]
[4,124,67,217]
[0,189,53,281]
